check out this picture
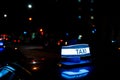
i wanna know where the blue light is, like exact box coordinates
[61,68,89,79]
[0,66,15,78]
[66,33,69,36]
[61,60,91,66]
[0,42,3,46]
[78,15,81,19]
[0,48,4,52]
[23,31,27,35]
[92,28,96,34]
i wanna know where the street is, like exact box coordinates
[12,44,95,80]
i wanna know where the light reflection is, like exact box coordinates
[61,60,91,66]
[61,67,90,79]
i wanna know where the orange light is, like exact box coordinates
[40,28,43,32]
[118,47,120,50]
[32,66,39,71]
[28,17,32,21]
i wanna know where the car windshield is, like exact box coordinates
[0,0,120,80]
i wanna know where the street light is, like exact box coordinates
[4,14,7,17]
[28,4,32,9]
[28,17,32,21]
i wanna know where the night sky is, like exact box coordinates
[0,0,73,34]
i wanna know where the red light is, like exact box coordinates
[13,40,16,43]
[40,58,45,61]
[57,41,60,46]
[60,39,63,42]
[6,38,8,40]
[18,40,20,43]
[41,32,44,35]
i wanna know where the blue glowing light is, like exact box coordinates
[61,60,91,66]
[0,42,3,46]
[0,48,4,52]
[23,31,27,35]
[66,33,69,36]
[61,68,89,79]
[0,66,15,78]
[92,28,96,34]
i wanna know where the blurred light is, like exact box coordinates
[40,57,45,61]
[32,66,39,71]
[0,48,4,51]
[92,24,95,27]
[5,38,8,41]
[90,8,94,11]
[0,42,4,46]
[32,60,37,64]
[60,39,63,42]
[78,0,81,2]
[13,40,16,43]
[32,33,36,39]
[40,28,43,32]
[0,66,15,78]
[14,47,18,50]
[78,35,82,40]
[0,38,2,41]
[57,41,60,46]
[92,28,96,34]
[23,31,27,35]
[118,47,120,50]
[41,32,44,35]
[18,40,20,43]
[78,15,81,19]
[90,16,94,19]
[66,33,69,36]
[28,4,32,9]
[61,68,89,79]
[65,41,68,45]
[57,63,62,67]
[91,0,94,3]
[3,46,6,48]
[28,17,32,21]
[112,40,116,43]
[4,14,7,18]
